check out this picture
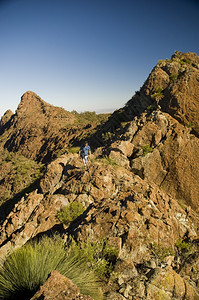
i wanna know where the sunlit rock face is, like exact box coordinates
[0,52,199,299]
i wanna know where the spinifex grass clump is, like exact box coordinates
[0,235,102,300]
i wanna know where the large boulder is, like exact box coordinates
[146,267,199,300]
[127,111,199,210]
[159,52,199,136]
[31,270,93,300]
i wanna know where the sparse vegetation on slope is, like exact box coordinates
[0,149,44,206]
[67,238,119,280]
[0,51,199,299]
[71,110,110,125]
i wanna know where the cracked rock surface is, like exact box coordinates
[0,52,199,299]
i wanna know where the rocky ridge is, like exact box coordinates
[0,91,104,163]
[101,52,199,134]
[0,51,199,299]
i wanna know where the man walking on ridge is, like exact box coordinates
[80,141,91,168]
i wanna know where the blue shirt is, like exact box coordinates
[80,144,91,156]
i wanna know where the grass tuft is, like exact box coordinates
[103,156,118,166]
[151,87,164,100]
[142,145,153,156]
[68,146,80,154]
[0,235,102,300]
[169,73,179,82]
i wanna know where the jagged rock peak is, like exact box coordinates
[21,90,44,101]
[15,91,75,123]
[0,91,76,161]
[104,51,199,136]
[0,109,14,127]
[171,51,199,65]
[17,91,52,115]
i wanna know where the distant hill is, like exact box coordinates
[0,91,110,162]
[95,107,117,114]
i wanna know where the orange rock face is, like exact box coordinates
[31,270,93,300]
[0,52,199,299]
[0,91,99,162]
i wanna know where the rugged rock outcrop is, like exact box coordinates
[0,52,199,299]
[146,267,199,300]
[101,52,199,135]
[106,110,199,210]
[0,109,13,128]
[94,52,199,211]
[31,270,93,300]
[0,153,199,298]
[0,91,101,162]
[159,52,199,136]
[0,91,74,161]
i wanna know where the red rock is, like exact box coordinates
[31,270,93,300]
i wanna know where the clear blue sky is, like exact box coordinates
[0,0,198,117]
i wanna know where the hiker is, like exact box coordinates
[80,141,91,167]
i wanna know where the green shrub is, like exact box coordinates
[103,156,118,166]
[152,242,175,261]
[175,239,195,260]
[121,121,129,128]
[169,73,179,82]
[71,110,110,125]
[151,87,164,100]
[67,238,119,280]
[183,59,191,64]
[0,235,102,300]
[185,122,194,128]
[142,145,153,156]
[157,58,174,65]
[179,58,191,65]
[184,59,191,64]
[147,104,156,112]
[68,146,80,154]
[158,59,164,65]
[174,50,182,58]
[102,131,115,141]
[57,201,85,225]
[55,149,66,158]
